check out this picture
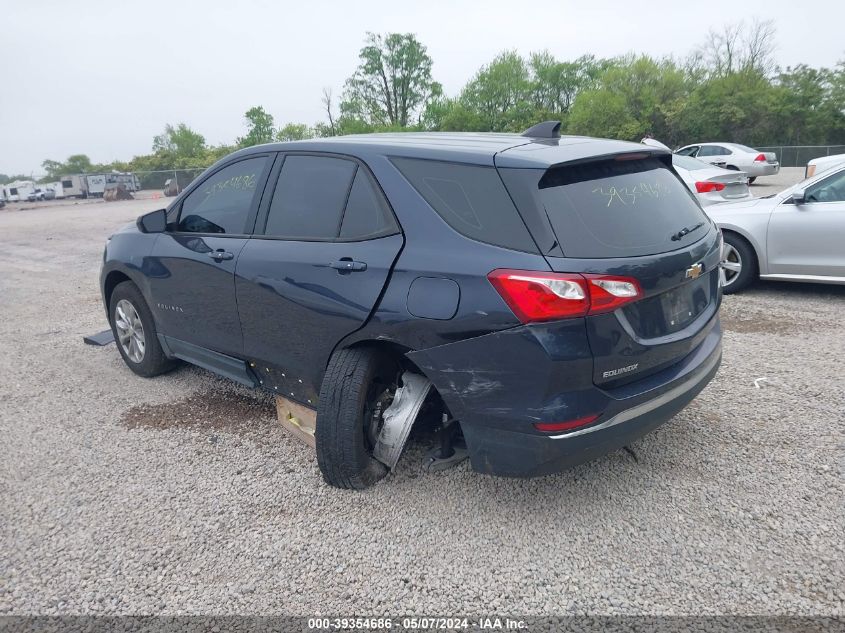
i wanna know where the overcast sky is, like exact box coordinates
[2,0,843,175]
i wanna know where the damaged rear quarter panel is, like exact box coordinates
[407,319,595,433]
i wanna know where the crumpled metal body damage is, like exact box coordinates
[407,315,722,478]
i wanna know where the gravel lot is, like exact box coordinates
[1,188,843,617]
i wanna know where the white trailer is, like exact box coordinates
[86,174,106,198]
[104,173,140,193]
[59,175,89,198]
[3,180,36,202]
[47,181,64,198]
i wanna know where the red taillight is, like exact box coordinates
[584,274,643,314]
[754,153,767,162]
[487,269,642,323]
[695,181,726,193]
[534,414,600,433]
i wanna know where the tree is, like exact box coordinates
[152,123,207,159]
[698,19,777,77]
[0,173,29,185]
[567,55,687,144]
[276,123,313,141]
[40,160,67,179]
[238,106,276,147]
[321,87,338,136]
[459,51,534,131]
[341,32,441,127]
[528,52,608,115]
[40,155,95,179]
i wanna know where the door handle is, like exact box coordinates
[208,250,234,261]
[330,258,367,273]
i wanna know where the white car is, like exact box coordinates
[672,154,752,207]
[708,163,845,293]
[806,153,845,178]
[675,142,780,183]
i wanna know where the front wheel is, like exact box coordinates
[108,281,176,377]
[721,233,757,294]
[315,348,402,489]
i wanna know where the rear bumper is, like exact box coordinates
[698,191,753,207]
[461,337,721,477]
[749,163,780,176]
[410,316,722,478]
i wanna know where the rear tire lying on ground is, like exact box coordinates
[316,347,401,489]
[108,281,176,377]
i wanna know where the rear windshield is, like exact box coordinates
[730,144,758,153]
[672,155,710,171]
[501,157,710,258]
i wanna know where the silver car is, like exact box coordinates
[672,154,752,206]
[708,163,845,293]
[675,142,780,183]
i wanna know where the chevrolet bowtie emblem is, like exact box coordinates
[685,263,704,279]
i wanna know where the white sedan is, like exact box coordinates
[675,142,780,183]
[708,163,845,293]
[672,154,752,207]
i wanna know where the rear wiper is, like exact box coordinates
[671,222,705,241]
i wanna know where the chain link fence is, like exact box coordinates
[133,168,208,194]
[757,145,845,168]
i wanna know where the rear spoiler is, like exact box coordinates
[538,151,673,189]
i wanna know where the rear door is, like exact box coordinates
[675,146,699,157]
[498,153,722,386]
[149,154,272,356]
[766,168,845,277]
[696,144,731,167]
[235,153,403,404]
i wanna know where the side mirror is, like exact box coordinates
[790,189,806,205]
[137,208,167,233]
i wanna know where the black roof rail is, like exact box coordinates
[521,120,561,139]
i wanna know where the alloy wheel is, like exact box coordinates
[721,243,742,288]
[114,299,146,363]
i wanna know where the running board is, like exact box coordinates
[158,335,258,388]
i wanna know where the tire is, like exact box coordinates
[315,347,401,489]
[721,232,757,294]
[108,281,176,377]
[748,176,757,184]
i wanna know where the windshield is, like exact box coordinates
[672,155,711,171]
[501,157,711,259]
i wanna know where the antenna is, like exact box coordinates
[521,121,561,139]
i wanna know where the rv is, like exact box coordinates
[60,175,89,199]
[86,174,106,198]
[2,180,36,202]
[104,173,140,193]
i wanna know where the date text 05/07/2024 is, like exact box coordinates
[307,616,528,630]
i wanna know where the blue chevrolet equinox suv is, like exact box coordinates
[101,122,723,488]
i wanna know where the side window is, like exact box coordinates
[676,146,698,157]
[805,170,845,203]
[265,155,356,239]
[716,146,732,155]
[339,170,397,239]
[391,157,537,252]
[177,156,267,234]
[697,146,717,157]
